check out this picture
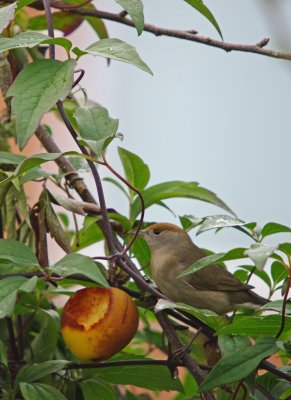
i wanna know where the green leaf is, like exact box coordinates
[0,3,17,34]
[196,215,245,235]
[130,181,234,221]
[0,239,39,271]
[278,242,291,256]
[84,38,152,74]
[217,315,291,337]
[0,151,25,165]
[280,387,291,400]
[15,360,69,389]
[7,59,76,149]
[262,222,291,239]
[218,335,251,356]
[74,107,119,156]
[0,276,37,319]
[28,12,83,36]
[271,261,288,286]
[0,31,72,53]
[240,265,272,289]
[71,215,104,251]
[95,363,183,391]
[199,337,277,392]
[80,379,118,400]
[244,243,278,271]
[116,0,144,35]
[0,339,8,367]
[50,253,108,287]
[184,0,223,39]
[20,383,67,400]
[103,177,129,199]
[261,300,291,314]
[30,309,60,362]
[178,252,225,278]
[155,299,226,331]
[118,147,150,194]
[0,153,62,185]
[16,0,36,10]
[85,15,109,40]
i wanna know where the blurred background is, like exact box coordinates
[24,0,291,297]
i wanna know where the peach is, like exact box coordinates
[61,287,139,361]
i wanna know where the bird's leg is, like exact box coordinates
[169,327,203,362]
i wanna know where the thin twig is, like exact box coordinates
[53,6,291,62]
[276,274,291,338]
[102,153,145,256]
[42,0,55,58]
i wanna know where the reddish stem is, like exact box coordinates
[276,273,291,338]
[102,153,145,256]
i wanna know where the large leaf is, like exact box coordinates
[199,337,277,392]
[0,3,17,34]
[28,12,84,36]
[95,363,183,391]
[217,315,291,337]
[0,276,37,319]
[118,147,150,195]
[116,0,144,35]
[7,59,76,149]
[15,360,69,389]
[30,309,60,362]
[130,181,234,221]
[0,239,39,271]
[261,222,291,239]
[0,151,88,186]
[83,38,152,74]
[49,253,108,287]
[196,214,246,235]
[20,383,67,400]
[184,0,222,39]
[0,31,72,54]
[74,107,119,156]
[0,151,25,165]
[178,252,225,278]
[80,379,118,400]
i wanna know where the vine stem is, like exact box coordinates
[276,273,291,338]
[101,152,145,256]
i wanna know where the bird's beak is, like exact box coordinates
[137,229,147,237]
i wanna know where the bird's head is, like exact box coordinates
[138,223,192,254]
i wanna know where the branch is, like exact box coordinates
[156,311,215,400]
[53,6,291,62]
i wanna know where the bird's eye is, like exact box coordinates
[153,229,161,236]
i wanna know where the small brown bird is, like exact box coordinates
[139,223,267,314]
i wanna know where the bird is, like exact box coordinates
[139,223,267,314]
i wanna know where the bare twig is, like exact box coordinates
[54,6,291,61]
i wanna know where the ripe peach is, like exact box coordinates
[61,287,139,361]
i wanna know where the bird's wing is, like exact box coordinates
[184,245,253,292]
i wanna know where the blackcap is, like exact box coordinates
[139,223,267,314]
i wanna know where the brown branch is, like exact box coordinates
[54,6,291,61]
[156,311,215,400]
[35,126,96,204]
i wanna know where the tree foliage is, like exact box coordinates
[0,0,290,399]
